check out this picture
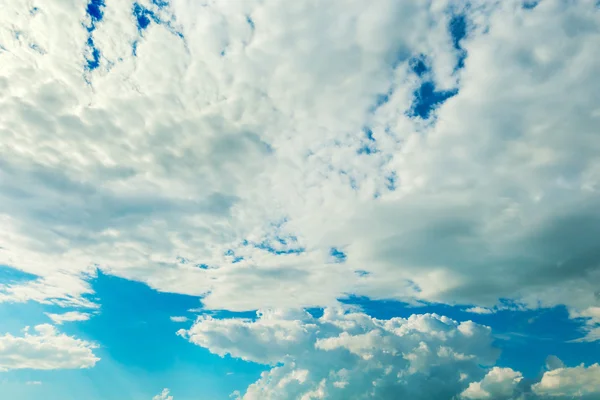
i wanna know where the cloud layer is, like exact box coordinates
[0,0,599,339]
[0,324,99,371]
[180,308,600,399]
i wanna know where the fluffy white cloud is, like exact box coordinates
[180,308,502,399]
[169,316,189,323]
[45,311,92,325]
[0,0,598,339]
[461,367,523,399]
[182,310,600,399]
[0,324,99,371]
[466,307,495,315]
[532,363,600,398]
[153,389,173,400]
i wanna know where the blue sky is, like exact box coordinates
[1,0,600,399]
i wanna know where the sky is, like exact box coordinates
[0,0,599,399]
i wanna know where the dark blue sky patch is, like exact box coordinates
[409,81,458,119]
[355,270,370,277]
[133,3,153,31]
[85,37,101,71]
[409,55,428,77]
[83,0,105,74]
[329,247,347,263]
[246,16,255,30]
[357,145,376,155]
[523,0,539,9]
[131,1,186,47]
[224,249,244,263]
[449,14,468,70]
[385,171,397,191]
[449,14,467,50]
[357,127,377,155]
[242,238,305,255]
[87,0,105,23]
[151,0,170,8]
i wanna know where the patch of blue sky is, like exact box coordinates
[329,247,347,263]
[3,272,267,400]
[86,0,105,24]
[131,1,186,56]
[407,53,458,119]
[246,16,255,30]
[523,0,540,9]
[409,81,458,119]
[409,55,428,77]
[224,249,244,263]
[132,2,184,39]
[338,296,599,379]
[84,0,105,72]
[449,13,467,70]
[385,171,397,191]
[244,239,305,255]
[0,264,38,284]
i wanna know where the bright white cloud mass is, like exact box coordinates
[0,0,599,398]
[0,324,99,372]
[180,308,600,399]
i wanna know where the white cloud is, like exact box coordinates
[569,307,600,343]
[45,311,92,325]
[0,324,99,371]
[180,308,501,399]
[532,363,600,398]
[153,388,173,400]
[0,0,598,341]
[26,381,42,385]
[466,307,495,315]
[170,316,189,323]
[461,367,523,399]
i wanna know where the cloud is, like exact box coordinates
[532,363,600,398]
[0,0,598,341]
[460,367,523,399]
[466,307,495,315]
[153,388,173,400]
[0,324,99,371]
[569,307,600,343]
[26,381,42,385]
[169,316,189,323]
[45,311,92,325]
[180,308,502,399]
[182,310,600,399]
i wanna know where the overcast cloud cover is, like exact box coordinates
[0,0,599,398]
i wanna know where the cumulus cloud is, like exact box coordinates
[45,311,92,325]
[0,324,99,371]
[181,311,600,399]
[461,367,523,399]
[0,0,598,340]
[532,363,600,398]
[180,308,503,399]
[152,388,173,400]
